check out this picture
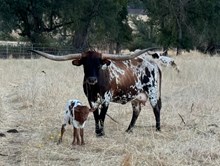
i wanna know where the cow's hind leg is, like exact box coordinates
[126,101,141,133]
[146,67,162,131]
[152,97,161,131]
[147,89,161,131]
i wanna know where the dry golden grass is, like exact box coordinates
[0,51,220,166]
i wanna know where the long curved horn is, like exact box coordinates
[147,51,154,55]
[29,50,82,61]
[102,47,159,60]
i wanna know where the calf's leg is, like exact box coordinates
[72,127,80,145]
[57,124,66,144]
[80,128,85,145]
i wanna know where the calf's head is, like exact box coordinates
[74,105,94,125]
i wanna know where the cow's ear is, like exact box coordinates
[72,59,82,66]
[162,50,168,56]
[74,107,80,112]
[102,59,111,66]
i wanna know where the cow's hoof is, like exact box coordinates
[96,132,105,137]
[97,134,104,137]
[156,128,161,132]
[96,130,105,137]
[125,129,133,133]
[96,128,105,137]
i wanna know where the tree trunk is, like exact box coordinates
[176,0,183,55]
[109,42,114,54]
[115,42,121,54]
[176,24,182,55]
[72,22,91,52]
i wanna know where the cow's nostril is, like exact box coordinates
[87,77,97,85]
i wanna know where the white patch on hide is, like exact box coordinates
[63,99,82,126]
[104,91,112,105]
[109,62,125,84]
[101,64,108,70]
[73,119,86,129]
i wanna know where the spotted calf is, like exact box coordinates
[58,99,94,145]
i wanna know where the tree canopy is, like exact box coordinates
[0,0,219,54]
[141,0,220,54]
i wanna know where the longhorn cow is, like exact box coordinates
[30,49,162,136]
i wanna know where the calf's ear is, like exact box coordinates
[74,107,80,112]
[72,59,83,66]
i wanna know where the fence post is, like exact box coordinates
[31,44,33,58]
[19,44,21,59]
[6,44,8,58]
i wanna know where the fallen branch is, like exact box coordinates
[0,133,6,137]
[190,103,194,112]
[106,113,119,124]
[178,113,186,125]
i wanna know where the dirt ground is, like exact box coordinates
[0,52,220,166]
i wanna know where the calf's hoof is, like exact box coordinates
[57,139,62,145]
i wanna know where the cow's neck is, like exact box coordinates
[83,81,99,100]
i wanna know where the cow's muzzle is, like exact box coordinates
[87,77,98,85]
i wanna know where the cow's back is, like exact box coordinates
[106,58,161,104]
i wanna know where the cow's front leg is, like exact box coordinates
[98,103,109,136]
[126,101,141,133]
[89,101,101,136]
[92,108,101,136]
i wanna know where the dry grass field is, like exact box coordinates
[0,51,220,166]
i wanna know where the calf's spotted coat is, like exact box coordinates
[58,100,94,145]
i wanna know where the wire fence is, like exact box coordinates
[0,41,79,59]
